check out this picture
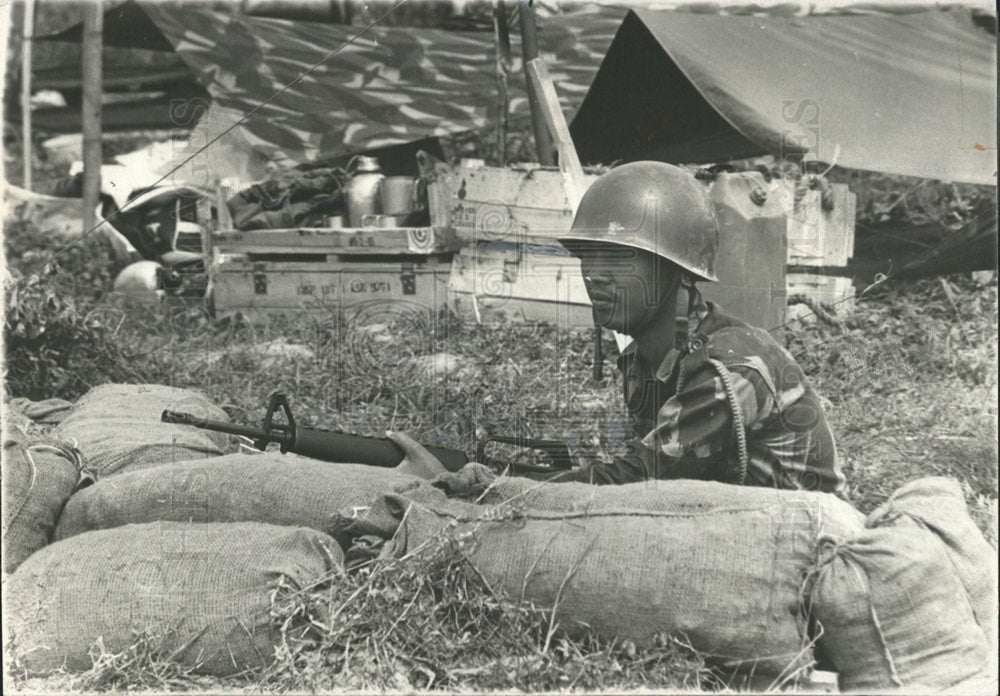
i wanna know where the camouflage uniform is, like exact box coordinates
[566,302,845,493]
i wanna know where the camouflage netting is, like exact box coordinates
[6,522,342,676]
[142,3,620,174]
[51,384,230,477]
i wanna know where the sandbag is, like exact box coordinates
[810,525,992,692]
[434,463,868,520]
[6,521,342,676]
[3,397,75,439]
[386,479,864,676]
[54,453,431,545]
[6,397,75,426]
[52,383,230,476]
[866,477,998,647]
[2,439,82,573]
[2,402,35,438]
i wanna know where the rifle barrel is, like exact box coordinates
[161,410,291,445]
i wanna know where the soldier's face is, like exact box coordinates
[570,242,676,334]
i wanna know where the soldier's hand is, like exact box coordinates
[387,430,447,480]
[432,461,497,499]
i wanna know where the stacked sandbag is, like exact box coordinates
[2,438,83,573]
[433,464,860,516]
[866,477,998,647]
[384,478,864,676]
[54,453,433,545]
[809,523,994,692]
[2,397,74,438]
[2,402,35,439]
[51,384,230,477]
[6,397,75,427]
[6,521,342,676]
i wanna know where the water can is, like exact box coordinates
[380,176,419,216]
[346,156,384,227]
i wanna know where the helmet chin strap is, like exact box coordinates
[591,267,685,378]
[676,273,703,350]
[683,273,703,315]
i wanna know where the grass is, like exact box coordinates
[253,530,720,693]
[4,221,999,689]
[8,263,995,521]
[3,136,997,691]
[5,530,723,694]
[4,260,996,692]
[785,274,998,539]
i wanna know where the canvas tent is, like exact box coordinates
[145,3,623,181]
[34,2,623,183]
[570,8,997,185]
[34,3,995,186]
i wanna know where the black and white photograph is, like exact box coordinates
[0,0,997,693]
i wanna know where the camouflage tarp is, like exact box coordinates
[143,4,625,177]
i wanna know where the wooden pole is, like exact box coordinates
[519,0,554,166]
[82,0,103,237]
[21,0,36,190]
[525,58,586,210]
[493,0,511,165]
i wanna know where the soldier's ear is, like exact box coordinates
[652,254,682,280]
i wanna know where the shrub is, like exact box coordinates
[3,263,137,401]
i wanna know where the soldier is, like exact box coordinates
[393,162,845,493]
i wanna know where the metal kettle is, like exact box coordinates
[346,156,385,227]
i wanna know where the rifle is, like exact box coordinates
[162,392,574,476]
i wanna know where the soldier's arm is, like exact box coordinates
[538,437,659,484]
[640,363,775,482]
[524,364,776,485]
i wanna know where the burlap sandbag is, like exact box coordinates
[6,397,75,426]
[54,453,431,546]
[51,384,229,476]
[2,397,75,438]
[434,464,867,519]
[2,439,83,573]
[866,477,998,648]
[809,525,992,692]
[6,521,342,676]
[385,479,864,676]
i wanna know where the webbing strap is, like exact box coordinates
[707,358,750,486]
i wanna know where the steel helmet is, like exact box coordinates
[560,161,719,282]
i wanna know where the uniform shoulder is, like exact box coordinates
[694,306,777,362]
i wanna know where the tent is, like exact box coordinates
[569,8,997,185]
[142,4,623,178]
[33,2,995,186]
[31,1,625,181]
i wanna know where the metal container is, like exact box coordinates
[380,176,419,216]
[346,156,385,227]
